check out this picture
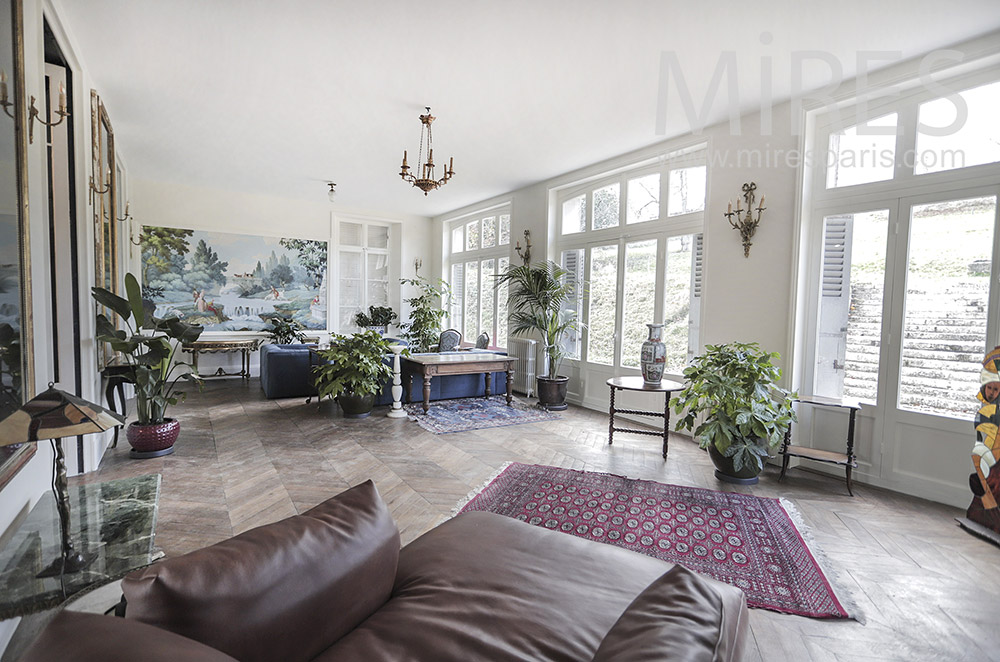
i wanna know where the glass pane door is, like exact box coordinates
[587,244,619,365]
[620,239,657,368]
[898,195,998,418]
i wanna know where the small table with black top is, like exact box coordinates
[101,360,135,448]
[778,395,861,496]
[607,376,685,458]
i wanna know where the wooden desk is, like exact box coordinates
[607,376,684,458]
[779,395,861,496]
[403,353,517,414]
[182,339,260,379]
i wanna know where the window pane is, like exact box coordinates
[668,166,706,216]
[899,196,996,419]
[592,183,620,230]
[339,250,362,329]
[464,261,479,341]
[340,221,363,246]
[481,259,496,345]
[497,257,509,348]
[663,235,694,371]
[466,221,480,251]
[562,195,586,235]
[367,225,389,249]
[916,80,1000,175]
[366,253,389,307]
[482,216,497,248]
[499,214,510,245]
[814,210,889,404]
[621,240,658,368]
[452,226,464,254]
[627,173,660,224]
[826,113,897,188]
[560,249,584,360]
[450,263,464,331]
[588,245,619,365]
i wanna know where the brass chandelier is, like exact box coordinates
[399,107,454,195]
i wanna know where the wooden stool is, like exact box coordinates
[779,395,861,496]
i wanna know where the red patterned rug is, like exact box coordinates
[459,462,852,619]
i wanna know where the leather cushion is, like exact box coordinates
[122,480,399,662]
[591,566,749,662]
[316,511,678,662]
[21,611,238,662]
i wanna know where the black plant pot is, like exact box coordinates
[537,375,569,411]
[708,443,763,485]
[337,392,376,418]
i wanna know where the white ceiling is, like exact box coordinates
[55,0,1000,218]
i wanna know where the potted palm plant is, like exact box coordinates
[670,342,796,484]
[313,330,399,418]
[495,260,582,410]
[92,273,203,458]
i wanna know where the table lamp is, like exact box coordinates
[0,384,124,578]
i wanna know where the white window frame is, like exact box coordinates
[444,204,511,348]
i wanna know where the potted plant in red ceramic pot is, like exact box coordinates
[92,273,203,458]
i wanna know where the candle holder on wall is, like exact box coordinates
[515,230,532,265]
[724,182,766,258]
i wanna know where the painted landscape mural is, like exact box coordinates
[140,226,328,333]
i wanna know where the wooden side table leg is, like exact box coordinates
[662,392,670,458]
[422,375,432,414]
[105,379,119,448]
[484,371,492,398]
[779,429,791,481]
[845,408,858,496]
[505,368,513,407]
[608,386,616,446]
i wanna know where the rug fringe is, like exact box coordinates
[450,461,514,518]
[779,497,866,624]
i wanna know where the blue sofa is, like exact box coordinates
[260,343,508,405]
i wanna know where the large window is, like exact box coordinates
[445,207,511,347]
[555,146,706,376]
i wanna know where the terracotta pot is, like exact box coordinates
[126,419,180,459]
[537,376,569,411]
[338,392,376,418]
[708,442,763,485]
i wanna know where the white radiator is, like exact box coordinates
[506,338,537,397]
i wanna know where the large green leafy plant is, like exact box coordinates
[399,276,450,352]
[92,273,204,425]
[495,261,582,378]
[671,342,796,472]
[313,330,400,400]
[265,315,306,344]
[354,305,398,329]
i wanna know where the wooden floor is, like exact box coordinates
[79,379,1000,662]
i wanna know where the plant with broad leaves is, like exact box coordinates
[354,305,398,329]
[399,277,450,352]
[92,273,204,425]
[312,330,405,401]
[265,315,306,344]
[670,342,796,473]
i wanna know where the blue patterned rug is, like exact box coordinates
[405,396,558,434]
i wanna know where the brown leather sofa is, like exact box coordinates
[23,480,748,661]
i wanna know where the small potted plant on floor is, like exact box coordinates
[495,260,583,411]
[313,329,400,418]
[265,315,306,345]
[670,342,796,484]
[354,305,398,335]
[92,273,204,458]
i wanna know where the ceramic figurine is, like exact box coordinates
[962,346,1000,544]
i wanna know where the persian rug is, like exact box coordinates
[405,396,558,434]
[459,462,853,619]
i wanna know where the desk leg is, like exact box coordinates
[505,368,513,407]
[662,393,669,458]
[608,386,616,446]
[422,375,431,414]
[484,371,492,398]
[105,379,119,448]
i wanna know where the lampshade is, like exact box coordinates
[0,386,124,447]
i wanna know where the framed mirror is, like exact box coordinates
[90,90,117,366]
[0,0,36,489]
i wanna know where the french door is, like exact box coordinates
[810,186,1000,504]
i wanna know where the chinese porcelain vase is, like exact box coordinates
[640,323,666,384]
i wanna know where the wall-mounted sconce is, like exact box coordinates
[413,258,423,276]
[725,182,765,258]
[515,229,532,265]
[28,84,70,144]
[0,70,12,119]
[129,219,144,247]
[89,168,110,206]
[116,200,131,223]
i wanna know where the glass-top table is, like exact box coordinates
[0,474,161,619]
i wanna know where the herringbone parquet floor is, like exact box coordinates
[78,379,1000,661]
